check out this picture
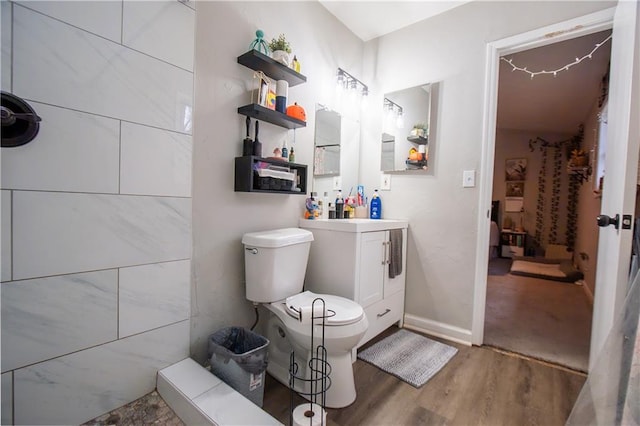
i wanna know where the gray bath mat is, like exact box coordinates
[357,329,457,388]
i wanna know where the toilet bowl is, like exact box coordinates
[261,291,368,408]
[242,228,368,408]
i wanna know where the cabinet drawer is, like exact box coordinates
[358,290,405,348]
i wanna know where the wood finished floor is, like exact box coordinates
[262,326,586,426]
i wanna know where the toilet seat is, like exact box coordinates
[285,291,364,326]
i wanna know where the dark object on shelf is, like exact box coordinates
[237,50,306,87]
[238,104,306,129]
[407,135,428,145]
[568,166,592,185]
[235,156,307,194]
[1,92,42,148]
[252,120,262,156]
[242,116,253,156]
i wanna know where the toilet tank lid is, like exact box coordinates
[242,228,314,248]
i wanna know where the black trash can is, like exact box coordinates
[207,326,270,407]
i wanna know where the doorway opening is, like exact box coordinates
[472,8,617,371]
[483,30,612,372]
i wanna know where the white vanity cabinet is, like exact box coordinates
[299,219,408,348]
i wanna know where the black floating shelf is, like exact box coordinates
[406,159,428,170]
[237,50,307,87]
[238,104,306,129]
[407,135,428,145]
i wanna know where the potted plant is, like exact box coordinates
[269,34,292,66]
[570,148,588,167]
[410,123,427,138]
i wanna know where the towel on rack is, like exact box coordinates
[389,229,403,279]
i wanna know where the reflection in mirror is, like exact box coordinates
[381,133,395,172]
[381,82,439,172]
[314,145,340,176]
[314,106,341,176]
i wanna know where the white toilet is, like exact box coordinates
[242,227,368,408]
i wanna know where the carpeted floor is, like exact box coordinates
[484,258,592,372]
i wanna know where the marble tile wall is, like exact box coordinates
[0,1,194,424]
[1,372,11,426]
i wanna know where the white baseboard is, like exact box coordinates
[403,314,472,346]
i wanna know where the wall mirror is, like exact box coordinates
[381,82,439,172]
[312,104,360,198]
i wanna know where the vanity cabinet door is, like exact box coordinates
[357,231,385,307]
[384,228,407,297]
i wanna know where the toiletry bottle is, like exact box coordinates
[281,140,288,159]
[328,202,336,219]
[335,190,344,219]
[288,147,295,162]
[321,192,329,219]
[370,189,382,219]
[292,56,301,73]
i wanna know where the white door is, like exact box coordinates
[590,0,640,366]
[358,231,385,307]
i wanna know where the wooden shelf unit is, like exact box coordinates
[234,156,307,194]
[237,104,306,129]
[237,50,306,87]
[407,135,428,145]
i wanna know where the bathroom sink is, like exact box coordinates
[298,218,408,232]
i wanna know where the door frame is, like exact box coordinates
[472,8,615,346]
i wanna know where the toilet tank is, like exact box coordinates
[242,228,314,303]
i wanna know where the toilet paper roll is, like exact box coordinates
[298,305,326,324]
[276,80,289,97]
[292,403,326,426]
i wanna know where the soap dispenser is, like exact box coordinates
[335,190,344,219]
[370,189,382,219]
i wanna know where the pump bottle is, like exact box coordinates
[370,189,382,219]
[335,190,344,219]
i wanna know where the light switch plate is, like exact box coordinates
[333,176,342,190]
[463,170,475,187]
[380,174,391,190]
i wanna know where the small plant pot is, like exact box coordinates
[271,50,290,66]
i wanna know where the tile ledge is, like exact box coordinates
[157,358,282,426]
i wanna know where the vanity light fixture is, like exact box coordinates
[336,68,368,98]
[383,97,404,128]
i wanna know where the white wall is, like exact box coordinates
[191,1,364,361]
[0,1,194,424]
[358,1,615,340]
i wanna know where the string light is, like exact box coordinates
[500,35,611,79]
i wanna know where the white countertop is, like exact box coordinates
[299,218,408,232]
